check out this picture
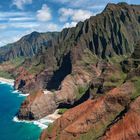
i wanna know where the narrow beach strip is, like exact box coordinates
[0,77,14,86]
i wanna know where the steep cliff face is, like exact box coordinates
[53,2,140,58]
[0,31,58,62]
[40,82,135,140]
[14,3,140,121]
[40,86,140,140]
[40,40,140,140]
[15,3,140,93]
[102,96,140,140]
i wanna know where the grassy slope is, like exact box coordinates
[0,57,25,79]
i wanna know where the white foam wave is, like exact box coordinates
[18,93,29,97]
[13,116,53,129]
[12,90,29,97]
[12,90,20,94]
[0,81,14,86]
[0,77,14,86]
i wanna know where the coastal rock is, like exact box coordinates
[17,90,57,120]
[16,49,127,120]
[14,67,37,94]
[17,66,97,119]
[40,82,134,140]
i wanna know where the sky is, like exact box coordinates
[0,0,139,46]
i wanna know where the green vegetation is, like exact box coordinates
[104,71,126,90]
[82,49,98,65]
[58,108,68,114]
[108,55,128,66]
[130,76,140,100]
[27,63,45,75]
[103,81,119,87]
[0,71,13,79]
[78,111,124,140]
[47,123,60,139]
[77,48,98,66]
[9,57,25,67]
[0,57,25,79]
[47,124,54,134]
[76,85,89,99]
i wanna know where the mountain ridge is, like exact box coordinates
[14,2,140,120]
[0,31,59,62]
[0,2,140,140]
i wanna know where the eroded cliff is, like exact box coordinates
[0,2,140,140]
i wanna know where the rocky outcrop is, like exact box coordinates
[14,67,37,93]
[17,90,57,120]
[102,96,140,140]
[17,65,98,119]
[17,56,127,120]
[40,82,135,140]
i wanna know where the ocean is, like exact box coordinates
[0,82,42,140]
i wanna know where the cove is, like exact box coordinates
[0,83,42,140]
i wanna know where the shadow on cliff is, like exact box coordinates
[46,52,72,90]
[58,88,91,109]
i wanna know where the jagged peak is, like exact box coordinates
[103,2,129,12]
[117,2,129,6]
[30,31,40,36]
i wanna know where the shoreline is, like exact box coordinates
[13,110,61,129]
[0,77,61,129]
[0,77,29,97]
[0,77,14,86]
[12,90,29,97]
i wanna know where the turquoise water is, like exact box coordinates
[0,83,42,140]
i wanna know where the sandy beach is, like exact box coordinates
[0,77,14,85]
[46,109,61,121]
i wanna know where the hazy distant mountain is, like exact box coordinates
[0,31,59,62]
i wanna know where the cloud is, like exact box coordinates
[72,9,93,21]
[0,21,60,31]
[52,0,106,10]
[10,22,39,28]
[0,8,59,46]
[0,12,27,18]
[37,4,52,22]
[63,21,77,28]
[45,23,60,31]
[0,30,29,46]
[0,11,34,23]
[32,22,60,32]
[59,8,93,22]
[0,22,37,31]
[0,25,7,29]
[9,17,35,21]
[51,0,71,4]
[12,0,32,10]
